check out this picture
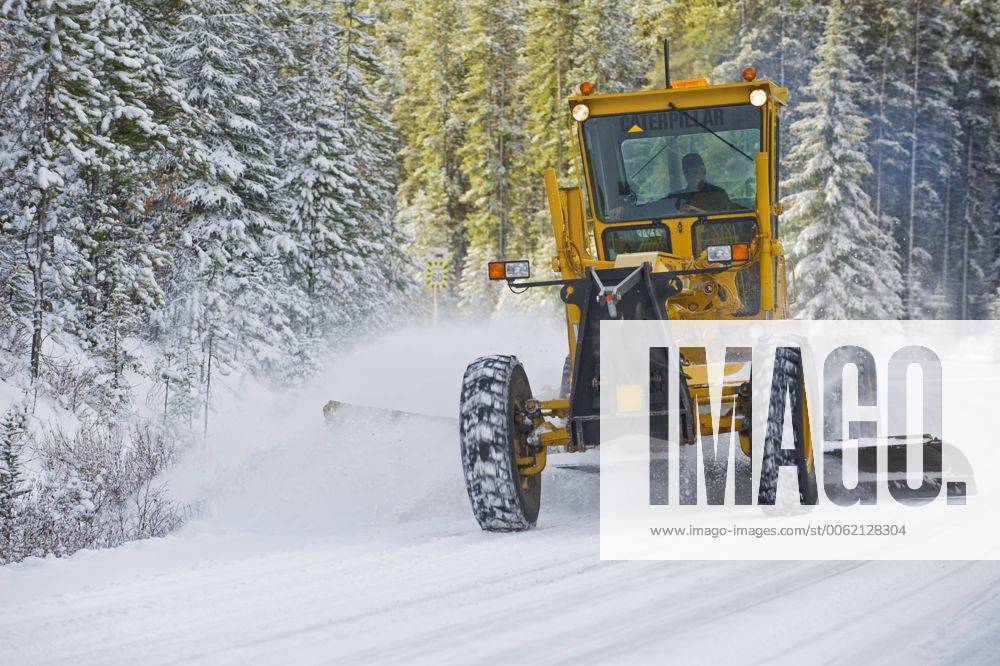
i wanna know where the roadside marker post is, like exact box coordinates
[424,247,450,328]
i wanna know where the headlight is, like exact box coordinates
[705,243,750,263]
[488,260,530,280]
[706,245,733,262]
[504,260,530,279]
[571,103,590,122]
[749,88,768,107]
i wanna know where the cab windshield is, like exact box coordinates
[582,104,761,223]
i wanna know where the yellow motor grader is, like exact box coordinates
[459,48,818,531]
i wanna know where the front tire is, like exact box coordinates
[460,355,541,531]
[759,347,818,506]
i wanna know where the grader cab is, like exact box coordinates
[459,55,817,531]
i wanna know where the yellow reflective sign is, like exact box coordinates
[425,260,449,289]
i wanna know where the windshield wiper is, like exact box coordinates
[668,102,754,162]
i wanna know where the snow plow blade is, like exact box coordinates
[323,400,457,424]
[822,435,976,502]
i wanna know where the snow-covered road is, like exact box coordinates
[4,503,1000,664]
[3,319,999,664]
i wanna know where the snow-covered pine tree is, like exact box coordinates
[392,0,470,301]
[335,0,395,223]
[150,331,199,426]
[522,0,581,181]
[278,6,363,362]
[710,0,824,164]
[0,402,28,563]
[574,1,644,94]
[161,0,292,428]
[333,0,411,332]
[951,0,1000,319]
[630,0,735,85]
[710,0,823,88]
[457,0,525,313]
[782,0,903,319]
[0,0,177,388]
[857,1,913,253]
[0,9,30,376]
[75,1,185,411]
[900,0,961,319]
[492,0,582,318]
[148,252,205,427]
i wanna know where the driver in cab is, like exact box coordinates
[669,152,736,214]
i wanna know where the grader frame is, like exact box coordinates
[458,62,817,531]
[517,78,791,471]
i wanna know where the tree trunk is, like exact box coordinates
[904,0,921,318]
[960,119,975,319]
[555,16,564,174]
[873,26,890,222]
[30,193,46,381]
[498,77,507,259]
[342,0,354,124]
[940,172,951,315]
[778,0,786,85]
[30,69,56,381]
[961,224,969,319]
[203,333,213,437]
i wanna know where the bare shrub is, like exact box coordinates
[1,420,186,564]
